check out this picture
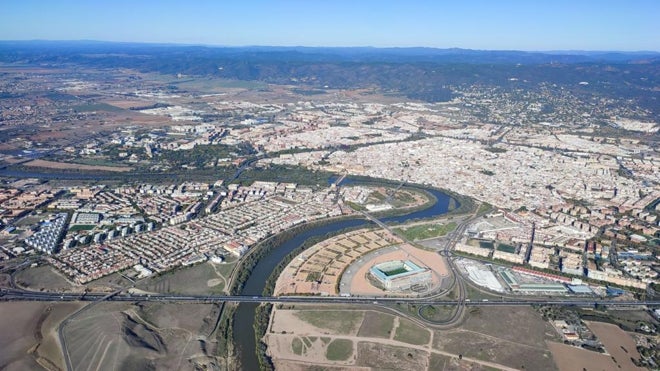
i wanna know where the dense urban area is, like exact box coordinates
[0,43,658,371]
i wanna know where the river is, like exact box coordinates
[234,181,453,370]
[0,169,454,369]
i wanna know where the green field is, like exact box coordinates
[382,267,408,276]
[291,337,303,355]
[478,240,495,249]
[326,339,353,361]
[394,221,457,241]
[393,318,430,345]
[72,103,125,113]
[68,225,95,232]
[497,243,516,253]
[419,305,456,322]
[357,311,394,338]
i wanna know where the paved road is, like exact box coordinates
[2,288,658,307]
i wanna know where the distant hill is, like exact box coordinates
[0,41,658,116]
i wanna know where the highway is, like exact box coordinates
[2,288,659,307]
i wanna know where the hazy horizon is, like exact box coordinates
[2,39,659,54]
[1,0,659,52]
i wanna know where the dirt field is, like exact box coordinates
[24,159,133,172]
[0,301,83,371]
[136,261,235,295]
[101,99,158,109]
[586,321,645,371]
[393,317,431,346]
[548,342,619,371]
[433,306,558,370]
[356,342,429,370]
[267,306,525,371]
[271,309,365,336]
[15,264,79,292]
[274,228,401,296]
[62,301,220,370]
[357,311,395,339]
[428,353,497,371]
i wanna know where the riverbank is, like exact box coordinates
[233,181,457,370]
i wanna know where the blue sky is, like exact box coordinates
[1,0,658,51]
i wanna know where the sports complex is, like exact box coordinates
[369,260,432,291]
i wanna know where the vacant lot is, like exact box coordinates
[459,306,558,347]
[15,265,77,292]
[137,261,235,295]
[0,302,50,370]
[292,310,365,336]
[548,342,618,371]
[587,321,645,371]
[326,339,354,361]
[63,302,218,370]
[428,353,498,371]
[267,306,532,370]
[0,302,83,371]
[393,318,431,346]
[24,159,132,172]
[357,311,394,338]
[137,302,218,335]
[433,307,558,370]
[356,342,429,370]
[419,305,456,322]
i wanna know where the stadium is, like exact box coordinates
[369,260,432,291]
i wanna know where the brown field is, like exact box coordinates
[101,99,158,109]
[136,261,235,295]
[433,306,558,370]
[428,353,496,371]
[267,306,527,371]
[356,342,429,370]
[275,228,402,296]
[586,321,645,371]
[15,264,79,292]
[24,159,133,172]
[272,359,369,371]
[357,311,395,339]
[459,306,559,348]
[28,130,70,142]
[271,309,365,336]
[0,66,68,74]
[0,301,84,371]
[0,273,11,288]
[62,301,220,370]
[548,342,619,371]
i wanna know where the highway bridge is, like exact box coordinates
[2,288,659,307]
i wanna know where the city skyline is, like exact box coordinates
[1,0,659,51]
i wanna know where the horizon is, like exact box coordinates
[1,0,659,52]
[2,39,659,54]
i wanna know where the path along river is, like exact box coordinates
[234,179,453,370]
